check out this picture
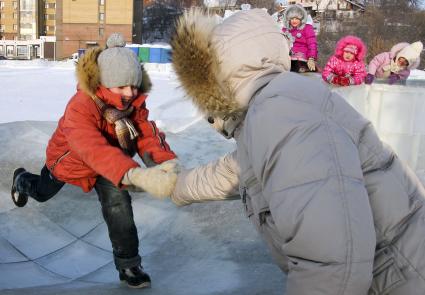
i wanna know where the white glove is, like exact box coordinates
[307,58,316,71]
[122,159,180,199]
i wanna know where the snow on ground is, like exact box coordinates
[1,59,424,127]
[0,59,201,134]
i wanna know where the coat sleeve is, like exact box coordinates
[351,61,367,85]
[171,151,240,206]
[62,99,139,187]
[395,69,410,80]
[133,102,176,164]
[304,25,318,60]
[243,94,375,295]
[321,56,337,83]
[367,52,388,75]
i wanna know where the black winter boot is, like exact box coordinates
[119,265,151,288]
[11,168,28,207]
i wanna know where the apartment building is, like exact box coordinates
[0,1,19,40]
[55,0,134,58]
[0,0,138,59]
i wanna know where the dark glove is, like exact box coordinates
[365,73,375,85]
[331,76,341,85]
[339,76,350,86]
[388,73,400,85]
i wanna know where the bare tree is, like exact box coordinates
[236,0,277,13]
[314,0,323,14]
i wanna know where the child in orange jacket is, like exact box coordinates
[11,33,179,289]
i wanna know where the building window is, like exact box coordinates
[13,12,17,19]
[13,1,17,9]
[99,27,104,37]
[0,1,4,10]
[99,0,104,5]
[99,12,104,21]
[45,2,55,9]
[45,14,55,20]
[1,13,5,18]
[0,24,4,32]
[13,24,18,31]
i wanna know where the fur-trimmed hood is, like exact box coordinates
[335,35,366,62]
[171,8,291,118]
[283,4,308,29]
[75,47,152,97]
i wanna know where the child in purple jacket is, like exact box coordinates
[365,41,423,85]
[282,4,318,73]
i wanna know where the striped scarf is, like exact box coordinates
[91,95,139,156]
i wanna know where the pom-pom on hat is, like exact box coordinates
[97,33,142,88]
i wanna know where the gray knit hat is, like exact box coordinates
[97,33,142,88]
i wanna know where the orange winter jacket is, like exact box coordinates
[45,85,176,192]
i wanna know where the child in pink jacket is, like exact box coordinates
[365,41,423,85]
[322,35,367,86]
[282,4,318,73]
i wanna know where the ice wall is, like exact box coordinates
[333,83,425,172]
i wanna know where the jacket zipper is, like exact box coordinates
[48,151,70,173]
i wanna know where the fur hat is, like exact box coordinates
[171,8,290,118]
[397,41,423,68]
[75,34,151,97]
[283,4,308,29]
[97,33,142,88]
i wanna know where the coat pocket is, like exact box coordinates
[369,248,406,295]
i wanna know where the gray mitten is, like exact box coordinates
[122,159,180,199]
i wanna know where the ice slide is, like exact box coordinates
[0,121,283,295]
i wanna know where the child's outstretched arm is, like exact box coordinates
[171,151,240,206]
[132,102,176,164]
[322,56,338,84]
[304,24,318,61]
[367,52,388,75]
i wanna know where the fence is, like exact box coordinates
[76,45,172,64]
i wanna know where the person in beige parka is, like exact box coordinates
[170,8,425,295]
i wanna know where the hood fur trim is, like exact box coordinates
[284,4,308,29]
[76,47,152,97]
[171,9,240,117]
[335,35,366,62]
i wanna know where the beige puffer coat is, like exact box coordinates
[171,8,425,295]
